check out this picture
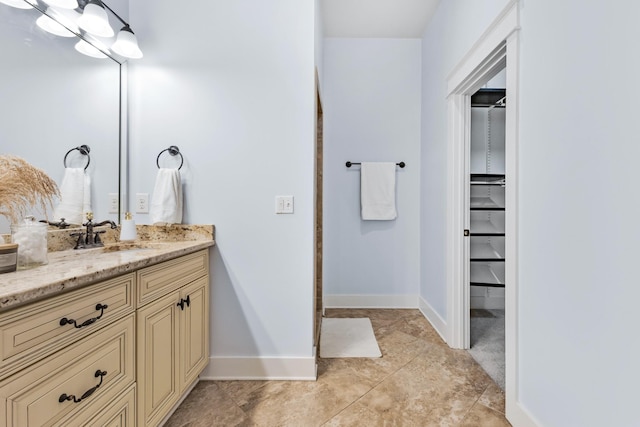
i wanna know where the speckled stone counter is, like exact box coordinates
[0,225,214,311]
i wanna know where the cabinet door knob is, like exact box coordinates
[177,296,191,310]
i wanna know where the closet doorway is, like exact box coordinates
[468,81,506,389]
[445,1,521,421]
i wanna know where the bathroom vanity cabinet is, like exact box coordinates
[0,247,210,427]
[137,250,209,427]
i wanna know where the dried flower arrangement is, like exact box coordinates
[0,155,60,226]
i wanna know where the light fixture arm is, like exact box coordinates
[100,1,129,29]
[76,0,131,29]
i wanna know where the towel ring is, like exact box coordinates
[156,145,184,170]
[63,145,91,170]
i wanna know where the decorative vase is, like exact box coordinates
[0,243,18,273]
[11,217,48,270]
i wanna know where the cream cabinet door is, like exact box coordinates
[178,276,209,390]
[136,292,180,427]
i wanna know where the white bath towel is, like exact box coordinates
[360,162,397,220]
[150,168,183,225]
[53,168,91,225]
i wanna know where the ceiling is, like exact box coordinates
[322,0,441,38]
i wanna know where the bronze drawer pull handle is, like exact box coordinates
[60,304,108,328]
[58,370,107,403]
[177,295,190,310]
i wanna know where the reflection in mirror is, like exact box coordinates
[0,2,122,233]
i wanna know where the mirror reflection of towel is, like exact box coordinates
[53,168,91,225]
[360,162,397,220]
[150,168,183,225]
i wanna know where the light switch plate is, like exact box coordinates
[275,195,294,214]
[282,196,294,213]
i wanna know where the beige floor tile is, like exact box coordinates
[459,403,513,427]
[169,309,511,427]
[216,380,269,406]
[238,380,355,426]
[322,401,421,427]
[164,381,248,427]
[478,381,506,414]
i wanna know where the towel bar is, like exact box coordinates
[346,161,405,168]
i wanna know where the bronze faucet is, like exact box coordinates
[72,212,117,249]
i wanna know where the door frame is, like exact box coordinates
[445,1,533,425]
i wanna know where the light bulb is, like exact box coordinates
[36,8,78,37]
[77,0,114,37]
[75,38,108,59]
[111,26,143,59]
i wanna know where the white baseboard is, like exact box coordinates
[200,356,317,381]
[324,294,418,309]
[507,400,543,427]
[418,296,448,343]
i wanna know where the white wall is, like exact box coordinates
[323,39,421,305]
[129,0,317,377]
[421,0,640,425]
[516,1,640,425]
[420,0,510,320]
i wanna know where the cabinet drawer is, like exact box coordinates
[137,250,208,307]
[80,384,136,427]
[0,273,135,380]
[0,314,135,427]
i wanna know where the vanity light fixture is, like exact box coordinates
[77,0,143,58]
[111,25,142,58]
[77,0,113,37]
[2,0,143,60]
[36,8,78,37]
[74,37,107,58]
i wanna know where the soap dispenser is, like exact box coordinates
[119,212,137,242]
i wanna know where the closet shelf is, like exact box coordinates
[470,196,504,210]
[470,282,506,288]
[470,174,506,186]
[470,264,505,287]
[470,219,504,235]
[470,242,505,260]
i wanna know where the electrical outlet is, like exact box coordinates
[136,193,149,213]
[108,193,119,214]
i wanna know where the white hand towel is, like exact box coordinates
[53,168,91,225]
[150,168,183,225]
[360,162,397,220]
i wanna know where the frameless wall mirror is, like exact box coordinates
[0,0,126,234]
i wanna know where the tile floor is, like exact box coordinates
[164,309,511,426]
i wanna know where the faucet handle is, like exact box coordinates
[70,232,86,250]
[94,230,106,245]
[85,212,94,221]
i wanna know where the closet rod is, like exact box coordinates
[346,161,406,168]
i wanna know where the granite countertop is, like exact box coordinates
[0,225,215,312]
